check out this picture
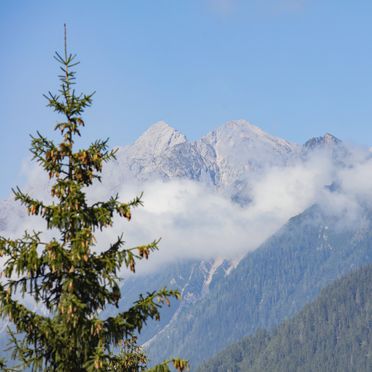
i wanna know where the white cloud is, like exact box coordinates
[2,146,372,275]
[90,150,350,273]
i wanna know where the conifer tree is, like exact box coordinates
[0,27,188,372]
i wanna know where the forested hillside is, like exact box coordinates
[146,205,372,366]
[198,264,372,372]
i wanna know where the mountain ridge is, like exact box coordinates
[107,119,348,206]
[145,204,372,367]
[0,119,370,370]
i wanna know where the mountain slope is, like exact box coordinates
[145,205,372,367]
[102,258,231,344]
[0,120,363,368]
[197,120,298,185]
[196,120,299,203]
[198,264,372,372]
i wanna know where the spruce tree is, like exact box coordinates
[0,27,188,372]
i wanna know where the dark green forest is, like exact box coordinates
[198,264,372,372]
[147,205,372,366]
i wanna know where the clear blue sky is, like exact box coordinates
[1,0,372,197]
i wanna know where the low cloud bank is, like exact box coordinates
[2,147,372,274]
[92,148,372,273]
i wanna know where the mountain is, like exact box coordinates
[198,264,372,372]
[303,132,341,150]
[198,120,298,177]
[1,120,352,209]
[145,204,372,367]
[301,133,349,164]
[104,120,354,206]
[101,258,232,344]
[0,120,347,214]
[195,120,299,202]
[112,121,218,186]
[0,119,365,368]
[101,120,302,204]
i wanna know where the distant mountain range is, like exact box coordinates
[0,119,370,369]
[104,120,348,205]
[198,264,372,372]
[0,119,349,221]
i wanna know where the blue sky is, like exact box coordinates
[1,0,372,197]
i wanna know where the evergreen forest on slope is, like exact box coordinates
[147,205,372,366]
[198,264,372,372]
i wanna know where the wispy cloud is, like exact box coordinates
[92,148,372,273]
[2,145,372,275]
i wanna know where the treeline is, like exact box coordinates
[198,264,372,372]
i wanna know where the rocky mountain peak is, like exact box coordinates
[323,133,341,144]
[193,120,300,202]
[223,119,266,135]
[201,120,298,152]
[131,121,187,156]
[303,133,341,151]
[198,119,298,173]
